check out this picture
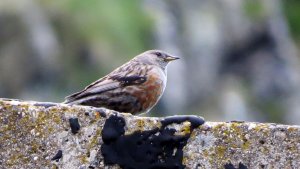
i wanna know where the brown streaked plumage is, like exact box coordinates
[64,50,179,115]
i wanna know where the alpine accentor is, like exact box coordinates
[64,50,179,115]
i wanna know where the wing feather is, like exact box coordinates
[64,79,120,103]
[64,62,149,104]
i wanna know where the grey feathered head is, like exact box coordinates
[134,50,179,70]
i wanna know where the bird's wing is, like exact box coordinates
[64,78,119,103]
[64,62,148,103]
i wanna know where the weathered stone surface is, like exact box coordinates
[0,99,299,169]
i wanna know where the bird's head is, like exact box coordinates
[134,50,179,70]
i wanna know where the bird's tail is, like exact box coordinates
[62,98,74,104]
[62,89,86,104]
[62,99,71,104]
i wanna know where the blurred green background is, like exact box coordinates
[1,0,300,124]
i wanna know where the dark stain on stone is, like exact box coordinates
[259,140,265,145]
[34,102,58,108]
[101,115,125,144]
[51,150,63,162]
[239,163,248,169]
[69,118,80,134]
[40,146,46,152]
[93,108,107,117]
[2,117,8,124]
[228,120,245,123]
[224,162,248,169]
[161,115,205,129]
[101,114,205,169]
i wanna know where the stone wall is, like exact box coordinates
[0,99,299,168]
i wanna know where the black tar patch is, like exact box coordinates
[101,115,204,169]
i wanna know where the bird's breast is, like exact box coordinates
[124,68,166,112]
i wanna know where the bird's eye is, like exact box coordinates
[155,52,162,57]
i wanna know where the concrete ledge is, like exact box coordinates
[0,99,299,169]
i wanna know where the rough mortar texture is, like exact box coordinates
[0,99,299,169]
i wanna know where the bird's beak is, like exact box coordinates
[164,55,180,62]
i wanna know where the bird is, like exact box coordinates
[64,50,179,115]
